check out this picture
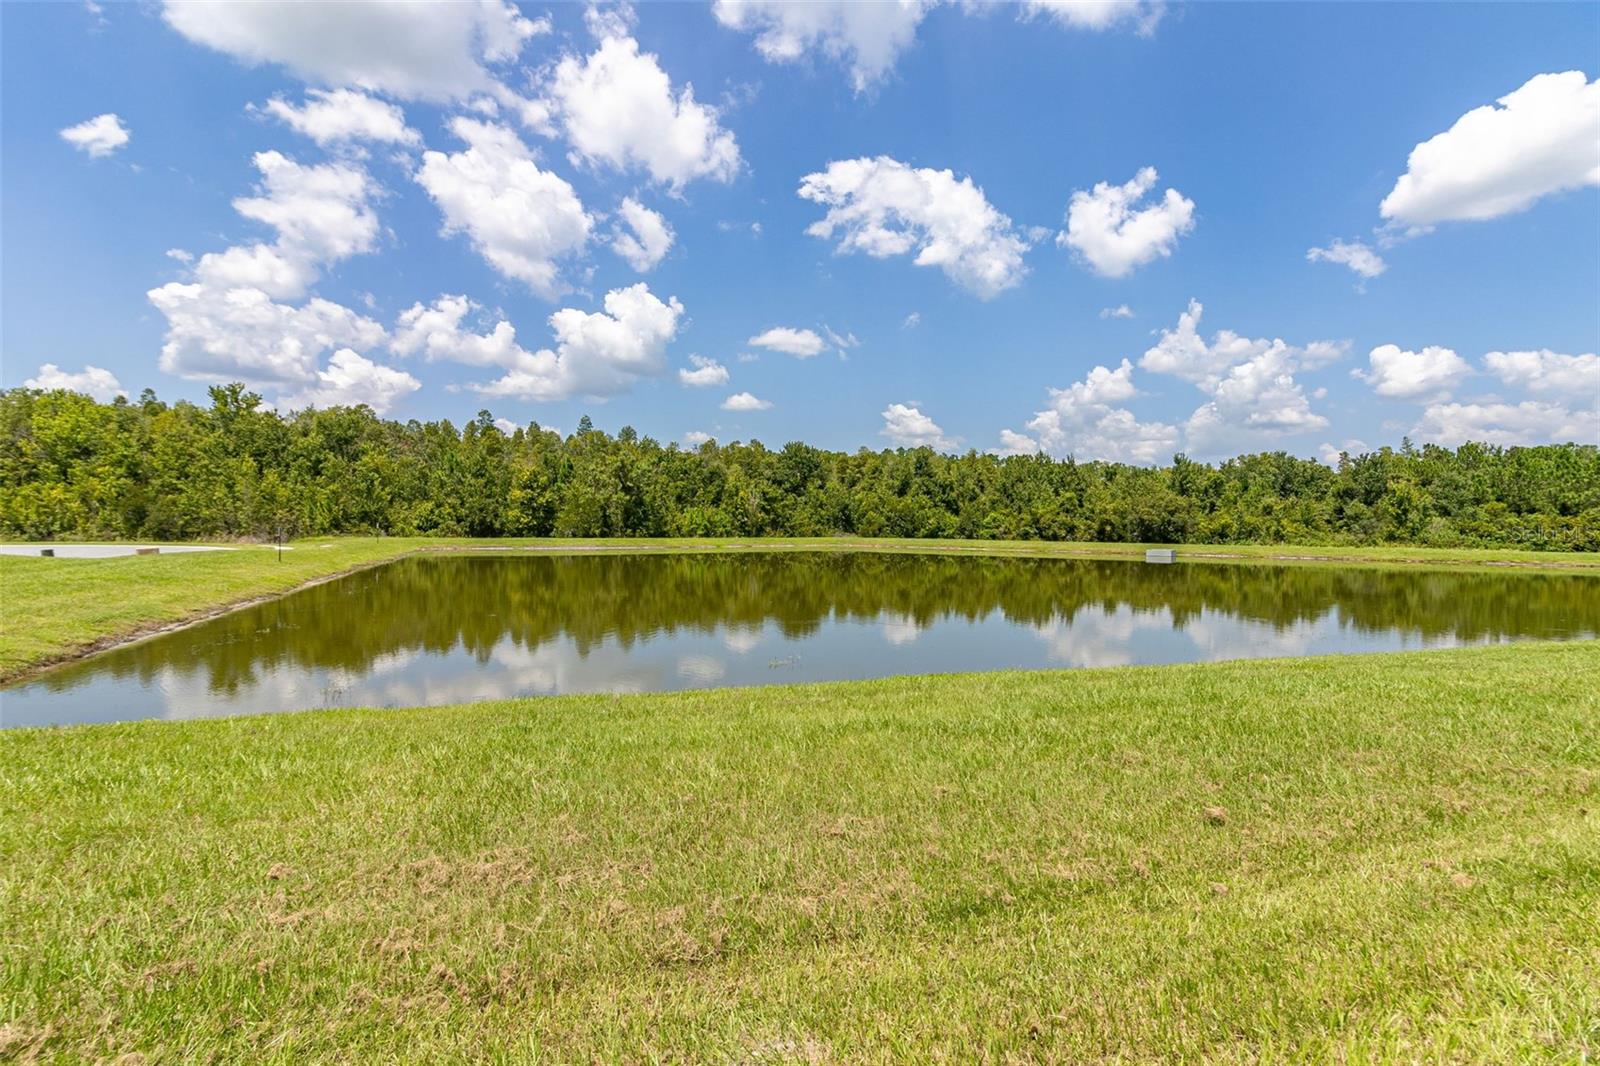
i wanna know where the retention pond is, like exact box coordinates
[4,552,1598,727]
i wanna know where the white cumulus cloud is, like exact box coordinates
[712,0,936,92]
[799,155,1029,298]
[1023,358,1179,464]
[748,326,826,358]
[1318,439,1369,466]
[1403,348,1598,448]
[228,152,378,277]
[538,30,740,189]
[1099,304,1133,319]
[994,428,1041,456]
[468,283,685,402]
[60,113,129,157]
[148,150,389,391]
[22,363,126,402]
[1020,0,1161,33]
[1140,299,1341,456]
[1353,343,1470,400]
[721,391,772,411]
[190,244,316,302]
[171,152,382,303]
[610,196,674,272]
[716,0,1159,90]
[1380,70,1600,230]
[149,285,387,387]
[678,354,730,387]
[1306,238,1386,281]
[1483,349,1600,396]
[415,118,592,300]
[881,402,957,450]
[257,88,419,146]
[1413,401,1595,447]
[161,0,547,101]
[391,294,528,368]
[1058,166,1194,278]
[275,348,419,413]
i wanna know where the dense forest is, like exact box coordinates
[2,385,1596,550]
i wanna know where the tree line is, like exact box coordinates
[2,385,1596,550]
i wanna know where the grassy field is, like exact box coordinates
[1,642,1597,1061]
[3,535,1596,682]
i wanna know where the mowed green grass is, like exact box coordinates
[3,642,1597,1061]
[0,540,415,681]
[3,535,1596,682]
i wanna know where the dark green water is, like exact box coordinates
[4,552,1597,727]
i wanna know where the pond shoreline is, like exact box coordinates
[4,537,1596,691]
[1,558,397,688]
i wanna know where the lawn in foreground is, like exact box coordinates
[3,535,1596,683]
[2,642,1597,1061]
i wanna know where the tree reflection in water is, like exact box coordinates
[9,553,1598,725]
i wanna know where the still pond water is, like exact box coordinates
[5,552,1598,728]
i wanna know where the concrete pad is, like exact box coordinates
[0,543,243,558]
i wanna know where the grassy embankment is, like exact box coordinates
[3,535,1596,682]
[2,641,1597,1060]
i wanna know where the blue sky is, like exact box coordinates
[3,0,1597,461]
